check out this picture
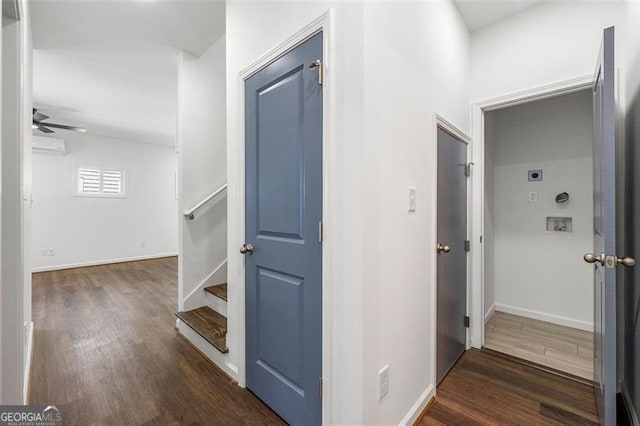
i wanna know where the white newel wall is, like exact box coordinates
[31,133,178,271]
[177,32,228,361]
[486,91,594,329]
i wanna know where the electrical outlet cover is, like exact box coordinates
[528,169,543,181]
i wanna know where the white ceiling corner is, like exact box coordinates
[453,0,546,32]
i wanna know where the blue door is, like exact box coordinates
[586,26,634,426]
[244,32,323,425]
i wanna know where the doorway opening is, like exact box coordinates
[482,89,594,380]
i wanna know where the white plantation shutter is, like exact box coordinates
[78,167,101,194]
[76,166,125,197]
[102,170,122,194]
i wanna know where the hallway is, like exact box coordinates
[29,258,282,424]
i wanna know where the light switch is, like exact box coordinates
[408,187,416,212]
[528,191,538,203]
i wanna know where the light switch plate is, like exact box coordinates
[408,187,416,212]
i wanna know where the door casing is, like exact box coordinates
[432,114,472,388]
[468,75,597,350]
[234,11,335,423]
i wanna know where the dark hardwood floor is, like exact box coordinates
[419,348,599,425]
[30,257,283,425]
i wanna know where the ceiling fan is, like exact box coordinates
[32,109,86,134]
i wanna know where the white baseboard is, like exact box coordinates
[183,260,227,312]
[622,382,640,426]
[399,384,434,425]
[494,303,592,331]
[176,319,238,380]
[23,321,34,404]
[485,303,496,323]
[32,252,178,273]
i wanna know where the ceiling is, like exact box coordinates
[31,0,226,146]
[453,0,545,32]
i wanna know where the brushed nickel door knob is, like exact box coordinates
[437,243,451,254]
[240,244,254,255]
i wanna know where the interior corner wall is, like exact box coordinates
[31,133,178,271]
[361,2,470,423]
[20,0,33,402]
[226,1,365,422]
[623,0,640,419]
[177,33,227,321]
[470,1,626,103]
[483,113,495,319]
[1,11,24,405]
[487,91,594,328]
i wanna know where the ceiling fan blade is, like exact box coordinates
[33,111,49,122]
[36,125,55,134]
[40,122,86,133]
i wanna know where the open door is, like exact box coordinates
[584,26,635,426]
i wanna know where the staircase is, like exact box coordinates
[176,283,229,354]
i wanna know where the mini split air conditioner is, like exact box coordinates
[32,135,66,155]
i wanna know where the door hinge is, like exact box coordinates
[309,60,323,86]
[464,162,474,177]
[319,377,323,399]
[464,240,470,252]
[464,316,470,328]
[318,221,324,243]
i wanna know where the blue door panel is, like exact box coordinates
[245,31,323,425]
[256,267,303,387]
[257,68,305,240]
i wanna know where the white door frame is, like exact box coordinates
[235,10,335,422]
[468,75,594,349]
[432,114,472,387]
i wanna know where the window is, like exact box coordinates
[75,166,126,197]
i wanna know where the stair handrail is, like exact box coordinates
[184,183,227,220]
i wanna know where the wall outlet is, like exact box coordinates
[528,191,538,203]
[40,249,48,256]
[379,364,389,400]
[140,241,146,248]
[49,248,56,256]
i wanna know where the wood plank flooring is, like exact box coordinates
[485,311,593,380]
[30,257,283,425]
[420,348,598,425]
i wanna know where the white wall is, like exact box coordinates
[360,2,470,423]
[486,91,594,328]
[470,1,626,103]
[31,133,177,271]
[20,0,32,402]
[177,34,227,313]
[0,0,32,403]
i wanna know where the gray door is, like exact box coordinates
[436,127,468,384]
[589,26,619,426]
[244,32,323,425]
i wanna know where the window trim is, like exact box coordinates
[74,164,127,198]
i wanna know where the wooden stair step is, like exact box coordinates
[176,306,228,354]
[204,283,227,301]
